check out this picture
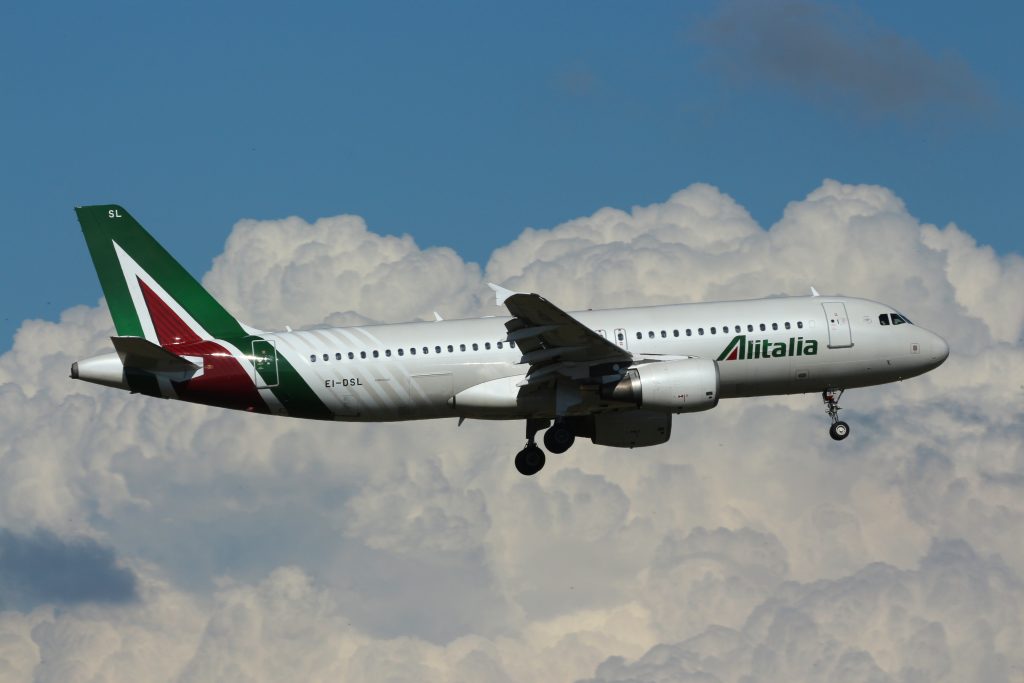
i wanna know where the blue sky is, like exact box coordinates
[2,1,1021,347]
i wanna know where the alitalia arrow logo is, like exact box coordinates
[717,335,818,361]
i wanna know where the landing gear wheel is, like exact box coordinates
[543,424,575,454]
[829,420,850,441]
[515,445,546,476]
[822,389,851,442]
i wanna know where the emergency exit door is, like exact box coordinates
[251,340,279,388]
[822,302,853,348]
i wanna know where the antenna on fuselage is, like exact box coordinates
[810,287,820,297]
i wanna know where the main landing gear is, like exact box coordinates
[823,389,850,441]
[514,418,577,476]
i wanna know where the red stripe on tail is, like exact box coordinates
[138,278,203,346]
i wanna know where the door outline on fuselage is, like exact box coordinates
[251,339,279,388]
[822,302,853,349]
[614,328,629,350]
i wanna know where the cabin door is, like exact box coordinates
[822,303,853,348]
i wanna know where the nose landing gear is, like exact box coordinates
[823,389,850,441]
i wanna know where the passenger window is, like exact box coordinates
[661,330,667,338]
[648,331,655,339]
[485,342,491,350]
[435,346,441,353]
[879,314,890,326]
[460,344,466,352]
[686,329,692,336]
[385,350,392,357]
[348,352,355,360]
[335,352,342,360]
[398,349,404,356]
[360,351,367,359]
[636,332,642,340]
[797,321,804,329]
[673,330,679,337]
[510,341,517,348]
[497,341,503,349]
[785,322,791,330]
[747,324,753,332]
[372,350,379,358]
[698,328,704,335]
[758,323,765,331]
[711,327,716,334]
[772,323,778,331]
[422,347,427,354]
[472,343,479,351]
[310,354,316,363]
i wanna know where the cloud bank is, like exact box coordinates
[0,180,1021,681]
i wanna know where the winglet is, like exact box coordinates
[810,286,820,297]
[488,282,520,306]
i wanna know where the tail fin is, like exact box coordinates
[76,205,250,346]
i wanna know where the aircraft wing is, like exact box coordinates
[489,284,632,377]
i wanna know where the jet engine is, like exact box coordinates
[600,358,719,413]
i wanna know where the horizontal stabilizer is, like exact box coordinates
[111,336,200,373]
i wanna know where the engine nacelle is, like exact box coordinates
[601,358,720,413]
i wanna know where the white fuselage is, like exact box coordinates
[258,295,948,422]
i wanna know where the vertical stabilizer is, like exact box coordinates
[75,205,247,345]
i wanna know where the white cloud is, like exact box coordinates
[583,540,1023,683]
[202,214,485,330]
[0,180,1021,681]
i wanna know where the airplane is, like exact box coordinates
[70,205,949,475]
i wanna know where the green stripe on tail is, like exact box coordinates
[75,205,246,339]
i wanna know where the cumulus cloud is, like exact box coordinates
[584,540,1024,683]
[203,214,485,330]
[695,0,994,117]
[0,179,1021,681]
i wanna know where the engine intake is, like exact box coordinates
[601,358,720,413]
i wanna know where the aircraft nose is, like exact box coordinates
[931,334,949,366]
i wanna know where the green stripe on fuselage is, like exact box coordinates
[234,335,334,420]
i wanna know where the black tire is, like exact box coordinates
[515,445,546,476]
[829,421,850,441]
[543,425,576,454]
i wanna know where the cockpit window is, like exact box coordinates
[879,313,890,326]
[891,313,907,325]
